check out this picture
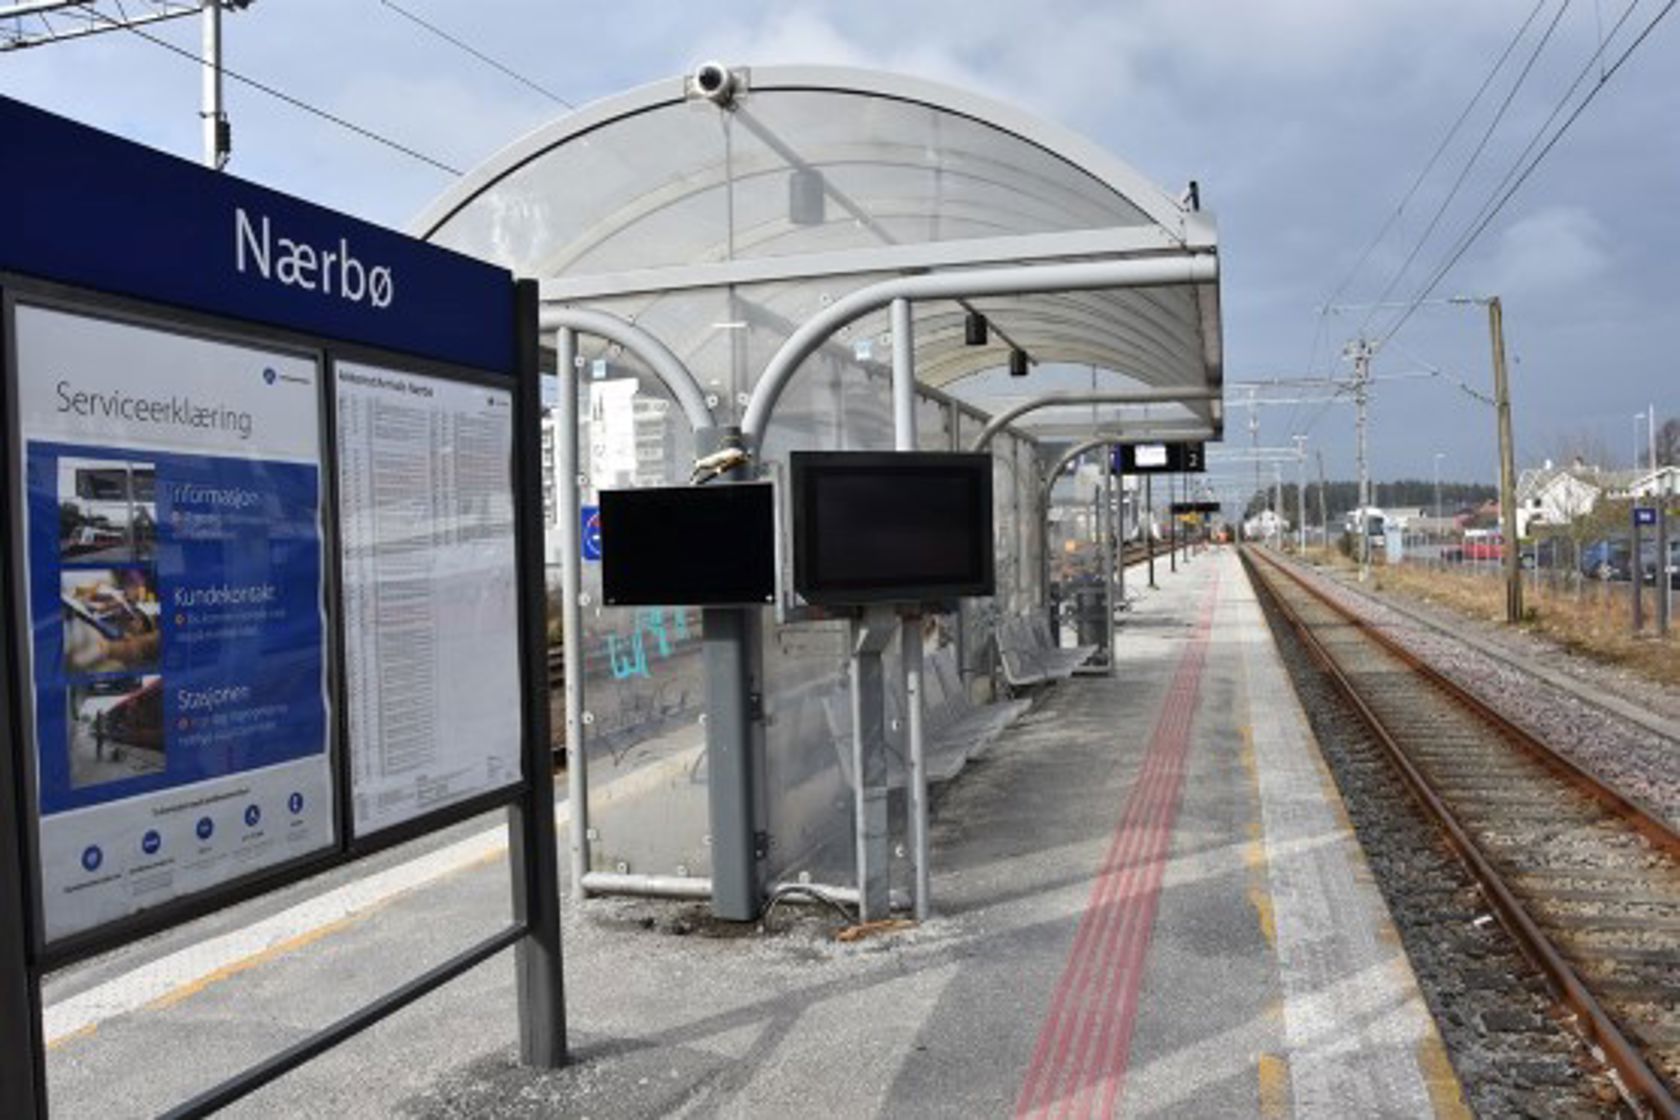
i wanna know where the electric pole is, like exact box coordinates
[1248,390,1261,522]
[1489,297,1522,623]
[1,1,248,170]
[1293,434,1308,553]
[1316,449,1329,555]
[201,0,229,169]
[1347,338,1373,582]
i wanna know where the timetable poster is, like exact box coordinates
[334,361,521,836]
[13,304,334,943]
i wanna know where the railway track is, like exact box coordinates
[1244,546,1680,1118]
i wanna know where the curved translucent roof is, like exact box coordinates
[416,65,1222,440]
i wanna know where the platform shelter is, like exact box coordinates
[415,65,1223,920]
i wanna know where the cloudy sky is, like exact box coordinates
[3,0,1674,487]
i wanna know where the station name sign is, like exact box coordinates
[0,95,511,374]
[1170,501,1222,515]
[1112,441,1206,474]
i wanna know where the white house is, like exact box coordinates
[1514,462,1636,537]
[1626,465,1680,500]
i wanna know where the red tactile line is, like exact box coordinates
[1015,576,1221,1120]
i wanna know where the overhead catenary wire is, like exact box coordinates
[90,5,465,175]
[1377,0,1674,345]
[377,0,574,108]
[1356,0,1576,338]
[1287,0,1549,465]
[1319,0,1550,319]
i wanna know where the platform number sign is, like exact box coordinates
[1634,507,1657,527]
[582,505,603,561]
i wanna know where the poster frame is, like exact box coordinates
[1,274,530,972]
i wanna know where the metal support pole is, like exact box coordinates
[902,621,928,918]
[851,608,895,921]
[1632,516,1646,634]
[200,0,228,169]
[1103,452,1116,663]
[1489,298,1523,623]
[509,281,566,1067]
[1,287,46,1113]
[1169,473,1178,573]
[890,297,930,921]
[0,272,46,1116]
[1316,450,1329,557]
[1116,474,1127,606]
[1660,498,1672,638]
[554,328,589,901]
[700,429,763,922]
[1353,339,1372,582]
[1146,475,1157,588]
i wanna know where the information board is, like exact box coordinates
[335,361,521,836]
[12,303,334,942]
[1111,441,1206,474]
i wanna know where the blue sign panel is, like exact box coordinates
[582,506,603,561]
[0,95,513,374]
[1634,507,1658,527]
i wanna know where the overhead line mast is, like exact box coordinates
[0,1,253,168]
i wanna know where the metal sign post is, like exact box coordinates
[1659,501,1671,639]
[1634,507,1656,635]
[1,313,46,1110]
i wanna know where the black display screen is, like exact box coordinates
[792,452,994,604]
[599,483,776,606]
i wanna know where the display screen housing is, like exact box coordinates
[791,452,994,604]
[1135,443,1168,468]
[599,483,777,606]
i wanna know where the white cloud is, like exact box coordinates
[1482,204,1613,295]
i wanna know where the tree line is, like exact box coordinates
[1241,479,1498,521]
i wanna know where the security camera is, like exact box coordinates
[691,61,737,106]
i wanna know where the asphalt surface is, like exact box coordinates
[41,548,1465,1118]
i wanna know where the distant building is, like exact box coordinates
[1515,459,1640,536]
[1626,465,1680,500]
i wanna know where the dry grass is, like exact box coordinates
[1372,564,1680,688]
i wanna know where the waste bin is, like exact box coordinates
[1074,583,1108,648]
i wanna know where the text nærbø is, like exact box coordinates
[235,207,394,309]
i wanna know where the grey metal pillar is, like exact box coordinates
[1633,515,1646,634]
[1105,448,1118,663]
[509,281,566,1067]
[700,428,764,922]
[890,298,931,921]
[0,756,43,1118]
[200,0,228,169]
[1659,500,1672,638]
[1116,476,1127,607]
[554,327,590,901]
[1169,473,1178,573]
[1146,475,1157,588]
[851,608,897,921]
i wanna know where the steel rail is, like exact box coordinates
[1243,546,1680,1119]
[1252,549,1680,861]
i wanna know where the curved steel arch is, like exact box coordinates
[969,389,1218,451]
[412,65,1189,244]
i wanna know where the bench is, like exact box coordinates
[996,615,1095,691]
[826,646,1029,789]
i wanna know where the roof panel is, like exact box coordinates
[417,65,1221,441]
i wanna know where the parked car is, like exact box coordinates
[1519,538,1564,570]
[1582,538,1634,581]
[1638,538,1680,589]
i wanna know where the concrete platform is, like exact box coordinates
[40,548,1467,1118]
